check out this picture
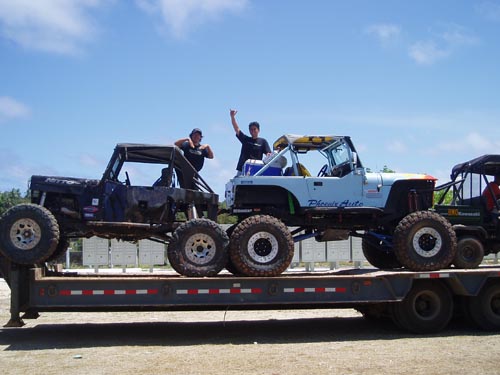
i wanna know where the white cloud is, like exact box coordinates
[136,0,249,39]
[0,96,30,121]
[408,41,450,65]
[408,24,479,65]
[0,0,110,55]
[435,132,500,154]
[365,23,401,45]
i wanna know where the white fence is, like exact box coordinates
[82,237,166,272]
[79,226,370,272]
[78,226,499,272]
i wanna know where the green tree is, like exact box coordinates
[381,165,396,173]
[217,201,237,224]
[0,189,29,216]
[434,189,454,206]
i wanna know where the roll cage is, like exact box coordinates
[436,154,500,210]
[101,143,214,193]
[250,135,362,177]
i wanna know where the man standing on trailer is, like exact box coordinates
[230,109,271,176]
[175,128,214,172]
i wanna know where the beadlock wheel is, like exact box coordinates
[184,233,217,264]
[412,227,442,258]
[247,232,279,263]
[10,218,42,250]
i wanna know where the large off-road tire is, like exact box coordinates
[224,224,242,276]
[0,204,60,265]
[393,211,457,271]
[362,235,402,269]
[167,219,229,277]
[390,280,453,333]
[452,236,484,269]
[229,215,294,277]
[466,281,500,330]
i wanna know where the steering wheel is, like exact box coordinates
[317,164,328,177]
[125,171,131,186]
[331,161,350,178]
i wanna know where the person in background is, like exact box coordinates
[482,174,500,220]
[175,128,214,172]
[230,109,271,175]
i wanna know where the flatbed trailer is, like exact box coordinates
[1,254,500,334]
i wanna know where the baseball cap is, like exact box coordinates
[190,128,203,137]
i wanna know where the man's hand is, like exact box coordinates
[230,109,240,134]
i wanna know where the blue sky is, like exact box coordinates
[1,0,500,198]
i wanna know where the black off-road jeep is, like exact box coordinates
[435,155,500,268]
[0,144,228,276]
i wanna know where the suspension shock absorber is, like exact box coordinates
[408,189,418,212]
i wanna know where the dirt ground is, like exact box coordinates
[1,277,500,375]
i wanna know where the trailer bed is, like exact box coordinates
[3,258,500,333]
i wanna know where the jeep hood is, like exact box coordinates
[364,172,436,186]
[378,172,436,185]
[30,175,100,192]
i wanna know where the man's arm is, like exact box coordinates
[263,139,272,155]
[200,144,214,159]
[230,109,240,135]
[175,138,194,148]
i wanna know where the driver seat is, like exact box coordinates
[284,163,311,177]
[153,167,172,187]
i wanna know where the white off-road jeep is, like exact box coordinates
[225,134,456,276]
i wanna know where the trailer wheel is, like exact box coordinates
[167,219,229,277]
[466,281,500,330]
[0,204,60,265]
[452,236,484,269]
[229,215,293,277]
[362,235,402,269]
[391,280,453,333]
[393,211,456,271]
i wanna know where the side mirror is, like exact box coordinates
[352,152,358,167]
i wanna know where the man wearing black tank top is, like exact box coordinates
[230,109,271,175]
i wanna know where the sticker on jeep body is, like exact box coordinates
[44,177,80,185]
[308,199,363,207]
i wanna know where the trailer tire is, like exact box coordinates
[393,211,457,271]
[229,215,293,277]
[466,281,500,330]
[0,204,60,265]
[167,219,229,277]
[452,236,484,269]
[391,280,453,333]
[362,235,402,269]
